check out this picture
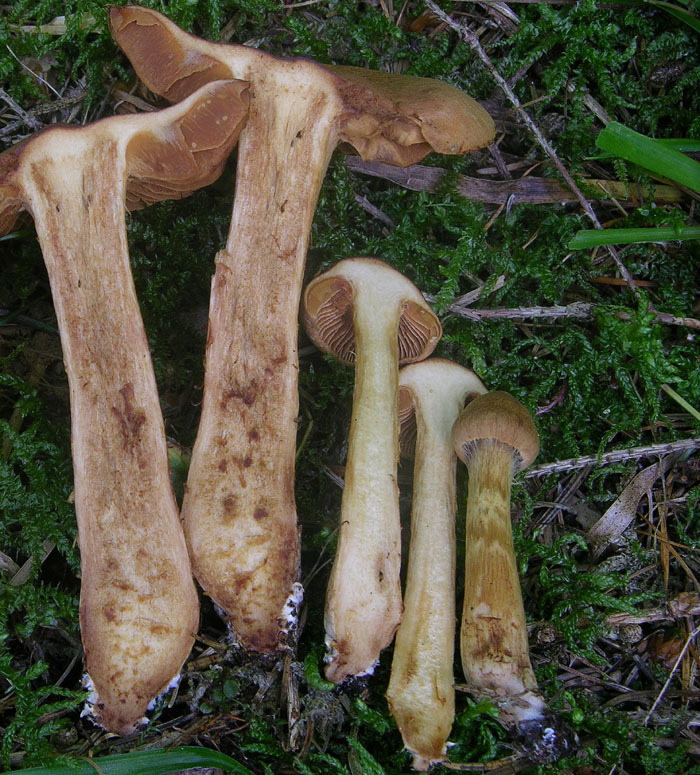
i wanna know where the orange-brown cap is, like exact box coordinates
[109,6,234,103]
[330,65,496,167]
[0,141,26,235]
[303,258,441,366]
[452,390,539,472]
[124,79,249,209]
[0,80,248,226]
[110,7,495,169]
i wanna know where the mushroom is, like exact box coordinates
[0,80,249,735]
[451,391,558,755]
[386,359,486,771]
[109,5,495,654]
[303,257,442,682]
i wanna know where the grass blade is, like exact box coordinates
[569,226,700,248]
[0,747,254,775]
[661,384,700,423]
[645,0,700,32]
[596,122,700,192]
[657,138,700,152]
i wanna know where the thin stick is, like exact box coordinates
[525,437,700,477]
[424,1,641,298]
[644,624,700,724]
[0,87,40,130]
[5,44,62,99]
[447,301,700,329]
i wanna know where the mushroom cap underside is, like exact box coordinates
[303,257,442,367]
[110,6,494,168]
[110,5,237,103]
[125,79,249,209]
[0,141,26,235]
[0,80,248,220]
[452,390,540,471]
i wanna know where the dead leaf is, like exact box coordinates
[586,456,677,554]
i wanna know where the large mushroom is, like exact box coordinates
[0,80,249,735]
[303,258,442,682]
[451,391,559,756]
[387,359,486,771]
[109,5,496,654]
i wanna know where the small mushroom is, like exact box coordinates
[110,5,495,654]
[303,258,441,682]
[387,359,486,771]
[451,391,558,756]
[0,80,249,735]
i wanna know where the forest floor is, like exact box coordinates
[1,1,700,773]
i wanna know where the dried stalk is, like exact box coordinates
[345,157,683,206]
[525,437,700,477]
[447,301,700,329]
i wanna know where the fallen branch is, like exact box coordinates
[447,300,700,329]
[525,437,700,477]
[345,156,683,206]
[0,91,87,139]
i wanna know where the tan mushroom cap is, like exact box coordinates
[452,390,540,472]
[303,257,442,366]
[398,358,487,458]
[0,79,249,226]
[330,65,497,166]
[109,6,495,169]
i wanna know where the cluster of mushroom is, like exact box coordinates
[302,260,557,769]
[0,4,556,760]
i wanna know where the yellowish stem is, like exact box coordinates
[461,439,543,726]
[324,290,403,682]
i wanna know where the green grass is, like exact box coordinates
[1,0,700,774]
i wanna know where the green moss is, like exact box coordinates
[2,0,700,772]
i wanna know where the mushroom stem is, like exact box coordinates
[324,288,403,682]
[389,423,454,771]
[303,258,441,682]
[0,81,248,734]
[182,82,339,652]
[386,360,485,771]
[461,438,540,711]
[23,140,197,737]
[453,392,560,756]
[110,4,494,654]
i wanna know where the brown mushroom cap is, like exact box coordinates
[0,140,27,235]
[0,80,249,226]
[452,390,540,472]
[303,257,442,366]
[109,6,495,170]
[109,6,234,103]
[125,78,248,209]
[330,65,496,166]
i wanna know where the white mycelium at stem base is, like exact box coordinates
[303,258,441,683]
[452,391,554,740]
[387,359,486,771]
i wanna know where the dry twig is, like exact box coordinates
[447,300,700,329]
[526,437,700,477]
[345,157,682,206]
